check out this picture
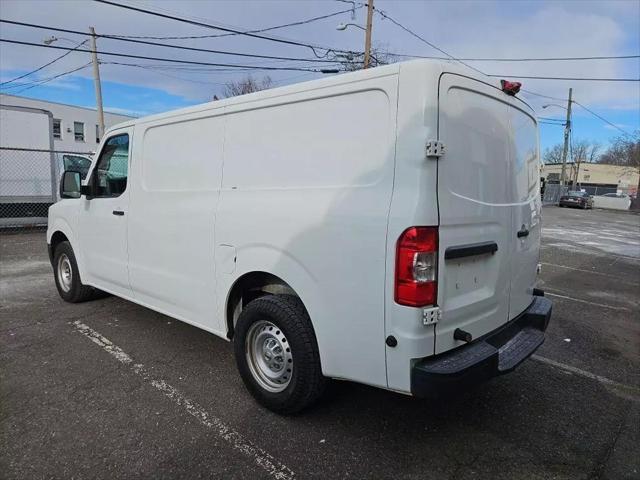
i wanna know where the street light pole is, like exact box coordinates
[559,87,573,187]
[363,0,374,69]
[89,27,105,139]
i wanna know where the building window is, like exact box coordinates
[96,124,100,143]
[53,119,62,139]
[583,174,590,181]
[74,122,85,142]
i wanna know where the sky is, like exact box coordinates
[0,0,639,154]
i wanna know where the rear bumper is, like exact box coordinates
[411,295,552,397]
[560,200,586,208]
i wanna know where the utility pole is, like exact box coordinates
[559,87,573,186]
[363,0,374,69]
[89,27,105,139]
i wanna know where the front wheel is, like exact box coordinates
[233,294,327,414]
[53,241,96,303]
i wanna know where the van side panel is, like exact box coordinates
[127,114,226,334]
[216,77,398,387]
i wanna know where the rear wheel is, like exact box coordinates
[53,241,96,303]
[233,294,327,414]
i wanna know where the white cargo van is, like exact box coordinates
[47,60,551,413]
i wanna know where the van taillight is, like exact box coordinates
[395,227,438,307]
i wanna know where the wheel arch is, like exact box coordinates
[225,271,301,340]
[47,219,85,278]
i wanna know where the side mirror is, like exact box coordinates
[60,170,81,199]
[80,183,94,198]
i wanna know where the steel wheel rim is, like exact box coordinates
[57,253,73,293]
[245,320,293,393]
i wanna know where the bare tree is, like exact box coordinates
[599,130,640,208]
[598,131,640,168]
[542,144,564,164]
[572,139,601,164]
[570,139,601,188]
[223,75,273,98]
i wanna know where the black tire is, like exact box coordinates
[233,294,327,414]
[52,241,96,303]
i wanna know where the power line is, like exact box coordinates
[488,74,639,82]
[105,62,228,85]
[390,53,640,62]
[94,0,357,57]
[538,121,567,126]
[106,62,319,89]
[525,90,632,135]
[372,7,486,76]
[5,62,92,94]
[1,62,90,90]
[537,116,565,122]
[0,19,342,64]
[103,60,337,74]
[522,89,568,101]
[0,38,87,86]
[0,38,341,72]
[107,6,362,40]
[573,101,632,135]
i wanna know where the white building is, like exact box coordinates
[0,94,133,152]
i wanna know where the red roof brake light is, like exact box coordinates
[501,80,522,96]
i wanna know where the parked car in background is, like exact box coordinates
[593,192,632,210]
[559,191,593,209]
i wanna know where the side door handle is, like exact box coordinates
[517,227,529,238]
[112,210,125,216]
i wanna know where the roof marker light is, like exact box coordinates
[501,80,522,96]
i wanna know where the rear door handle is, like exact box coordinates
[112,210,125,216]
[445,241,498,260]
[517,227,529,238]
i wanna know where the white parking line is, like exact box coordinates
[72,320,295,480]
[532,355,639,402]
[545,291,632,312]
[540,262,638,280]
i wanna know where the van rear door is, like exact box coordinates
[435,73,539,354]
[508,105,541,319]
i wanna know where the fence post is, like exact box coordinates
[46,113,57,204]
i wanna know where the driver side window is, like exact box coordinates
[94,134,129,198]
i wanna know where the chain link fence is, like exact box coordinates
[542,184,568,205]
[542,183,634,206]
[0,147,93,231]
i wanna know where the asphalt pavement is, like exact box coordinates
[1,206,639,479]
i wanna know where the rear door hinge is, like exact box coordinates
[426,140,445,158]
[423,306,441,325]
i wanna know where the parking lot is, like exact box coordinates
[1,206,639,479]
